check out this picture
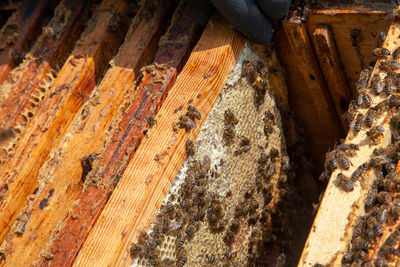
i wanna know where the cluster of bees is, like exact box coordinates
[342,142,400,266]
[323,34,400,192]
[128,55,302,266]
[318,31,400,265]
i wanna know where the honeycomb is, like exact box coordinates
[131,44,292,266]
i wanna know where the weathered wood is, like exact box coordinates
[281,19,344,172]
[312,25,352,130]
[43,2,203,266]
[299,19,400,266]
[73,13,245,266]
[0,2,173,266]
[0,0,129,248]
[0,0,54,85]
[306,9,394,96]
[0,0,90,165]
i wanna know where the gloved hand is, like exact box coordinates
[210,0,292,44]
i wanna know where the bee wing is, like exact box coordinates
[376,82,384,93]
[357,94,363,105]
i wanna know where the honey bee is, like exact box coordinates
[107,12,125,32]
[350,28,361,47]
[364,190,377,210]
[373,47,391,57]
[377,191,390,203]
[350,168,363,184]
[377,205,389,223]
[391,60,400,69]
[185,139,195,157]
[377,31,387,48]
[242,145,251,153]
[176,256,187,267]
[356,67,372,90]
[224,109,238,126]
[0,128,15,142]
[130,243,141,257]
[350,114,363,134]
[228,220,239,234]
[336,173,354,192]
[393,46,400,60]
[146,116,157,128]
[366,125,385,146]
[371,75,384,95]
[390,206,400,223]
[337,153,351,170]
[186,105,201,121]
[223,230,234,246]
[386,163,396,173]
[384,83,392,95]
[364,114,374,128]
[342,253,354,264]
[352,237,372,250]
[178,115,196,132]
[373,223,383,237]
[385,229,400,246]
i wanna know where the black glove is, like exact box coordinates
[210,0,292,44]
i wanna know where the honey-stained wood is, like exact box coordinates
[299,19,400,266]
[306,8,394,96]
[0,2,173,266]
[281,19,344,172]
[74,13,245,266]
[313,25,352,130]
[0,0,130,247]
[44,2,203,266]
[0,0,90,164]
[0,0,54,85]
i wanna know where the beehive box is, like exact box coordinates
[0,0,399,266]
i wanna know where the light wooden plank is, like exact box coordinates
[73,13,245,266]
[299,19,400,266]
[0,0,129,247]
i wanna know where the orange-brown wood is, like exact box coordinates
[312,25,352,130]
[0,0,54,85]
[306,9,394,96]
[73,13,245,266]
[0,2,173,265]
[0,0,129,248]
[46,2,203,265]
[0,0,90,164]
[280,19,344,173]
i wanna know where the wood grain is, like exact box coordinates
[44,2,202,265]
[312,25,352,130]
[0,2,173,266]
[0,0,129,248]
[0,0,90,164]
[299,19,400,266]
[73,13,245,266]
[0,0,54,85]
[281,19,344,172]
